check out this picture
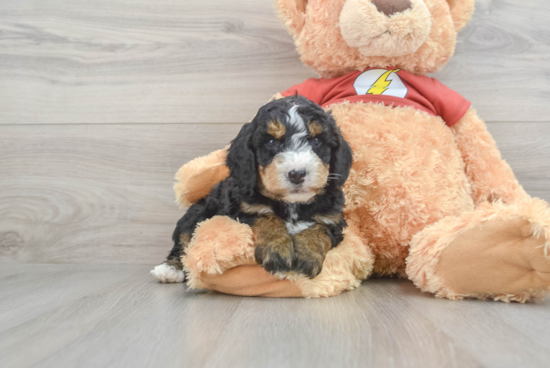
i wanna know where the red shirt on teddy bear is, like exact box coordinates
[282,68,471,127]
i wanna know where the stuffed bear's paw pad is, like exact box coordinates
[150,263,185,283]
[438,217,550,299]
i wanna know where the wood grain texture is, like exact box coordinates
[0,122,548,265]
[0,0,313,125]
[0,123,241,264]
[0,0,549,124]
[0,264,549,368]
[1,1,549,367]
[436,0,550,122]
[487,122,550,200]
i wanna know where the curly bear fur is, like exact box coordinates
[157,0,550,302]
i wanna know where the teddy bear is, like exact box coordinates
[152,0,550,302]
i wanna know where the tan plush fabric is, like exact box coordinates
[446,0,475,31]
[171,0,550,302]
[333,102,474,276]
[183,216,256,290]
[275,0,465,77]
[174,148,229,209]
[407,198,550,302]
[199,266,304,298]
[439,217,550,301]
[340,0,432,57]
[177,104,550,302]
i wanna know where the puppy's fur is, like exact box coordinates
[155,96,352,280]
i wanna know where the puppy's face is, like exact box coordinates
[255,104,331,203]
[227,96,352,203]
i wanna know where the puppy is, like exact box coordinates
[151,96,352,282]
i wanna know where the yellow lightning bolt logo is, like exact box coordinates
[367,69,401,95]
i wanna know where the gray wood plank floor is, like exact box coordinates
[1,0,550,367]
[1,264,550,368]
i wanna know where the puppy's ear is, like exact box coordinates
[328,117,353,189]
[226,122,257,196]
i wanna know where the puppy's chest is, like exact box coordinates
[282,204,315,235]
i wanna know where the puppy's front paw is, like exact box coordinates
[293,247,324,279]
[255,237,294,275]
[292,225,330,279]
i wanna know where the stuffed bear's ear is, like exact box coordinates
[446,0,475,31]
[274,0,308,37]
[226,122,257,196]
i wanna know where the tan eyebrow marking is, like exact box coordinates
[313,213,343,226]
[267,120,286,139]
[241,202,274,215]
[309,121,323,137]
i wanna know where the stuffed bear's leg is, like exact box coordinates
[406,198,550,302]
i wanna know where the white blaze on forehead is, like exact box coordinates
[280,104,316,173]
[288,105,306,130]
[287,105,308,151]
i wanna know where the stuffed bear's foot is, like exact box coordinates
[437,217,550,300]
[407,199,550,302]
[150,262,185,283]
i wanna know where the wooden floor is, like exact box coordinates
[1,0,550,367]
[1,263,550,368]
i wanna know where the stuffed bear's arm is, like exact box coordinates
[450,108,528,205]
[183,215,374,298]
[174,148,229,208]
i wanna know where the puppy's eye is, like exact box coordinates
[310,137,321,146]
[266,139,278,148]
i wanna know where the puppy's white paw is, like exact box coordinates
[150,263,185,283]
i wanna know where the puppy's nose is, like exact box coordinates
[288,169,306,185]
[371,0,412,17]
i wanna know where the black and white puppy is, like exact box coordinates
[151,96,353,282]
